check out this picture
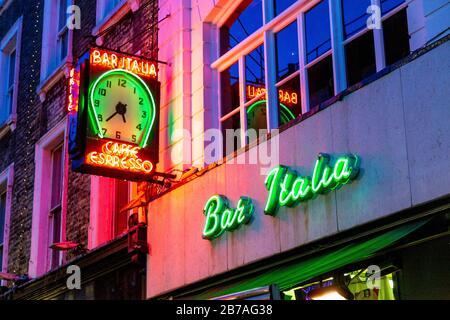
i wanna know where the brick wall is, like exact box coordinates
[0,0,158,278]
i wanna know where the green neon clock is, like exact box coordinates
[89,69,156,148]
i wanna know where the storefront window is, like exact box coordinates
[283,266,398,300]
[220,0,263,54]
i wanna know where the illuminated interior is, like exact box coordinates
[283,266,398,300]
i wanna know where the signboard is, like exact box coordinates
[68,48,160,181]
[202,154,360,240]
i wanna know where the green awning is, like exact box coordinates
[194,219,428,299]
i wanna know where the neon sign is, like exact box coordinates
[90,49,158,79]
[247,85,298,105]
[203,195,254,240]
[264,154,359,216]
[202,154,360,240]
[67,67,80,112]
[86,141,154,175]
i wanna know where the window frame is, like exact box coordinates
[38,0,74,100]
[211,0,410,155]
[0,164,14,286]
[0,16,22,135]
[29,119,69,277]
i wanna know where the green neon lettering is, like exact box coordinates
[203,195,254,240]
[264,166,287,216]
[265,154,360,216]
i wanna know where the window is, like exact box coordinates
[0,17,21,129]
[40,0,71,81]
[0,164,14,278]
[274,0,297,17]
[213,0,410,157]
[88,177,135,249]
[29,120,67,277]
[96,0,123,24]
[342,0,409,86]
[305,0,334,107]
[49,144,64,269]
[220,0,263,54]
[0,190,6,271]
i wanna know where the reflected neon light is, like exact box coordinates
[247,85,298,105]
[91,49,157,78]
[86,141,154,174]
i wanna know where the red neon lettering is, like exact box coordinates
[90,49,158,78]
[87,141,154,175]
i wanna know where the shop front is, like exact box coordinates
[145,39,450,300]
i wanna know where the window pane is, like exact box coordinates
[305,0,331,63]
[308,55,334,107]
[274,0,297,17]
[59,0,68,31]
[275,22,299,81]
[345,31,376,86]
[221,62,240,117]
[51,209,62,269]
[103,0,121,20]
[381,0,405,15]
[51,146,64,209]
[0,192,6,245]
[277,75,301,124]
[222,112,241,155]
[247,100,267,135]
[383,9,410,66]
[59,31,68,62]
[220,0,263,54]
[342,0,372,39]
[8,50,16,88]
[246,44,265,102]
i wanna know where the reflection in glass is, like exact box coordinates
[381,0,405,15]
[222,112,242,155]
[341,0,372,39]
[220,0,263,54]
[274,0,297,17]
[275,22,299,82]
[308,55,334,107]
[221,62,240,117]
[383,9,410,66]
[277,75,301,124]
[305,0,331,64]
[246,44,265,102]
[345,31,376,86]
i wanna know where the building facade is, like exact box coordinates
[0,0,449,300]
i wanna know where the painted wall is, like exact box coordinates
[146,40,450,298]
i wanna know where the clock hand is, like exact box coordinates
[122,114,127,123]
[106,111,118,122]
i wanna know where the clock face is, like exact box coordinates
[89,69,156,147]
